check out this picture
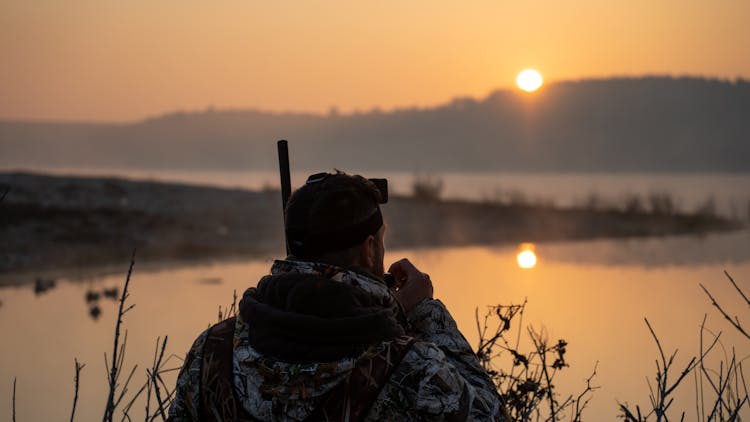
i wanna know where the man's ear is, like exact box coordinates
[360,234,376,270]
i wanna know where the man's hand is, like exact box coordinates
[388,258,434,312]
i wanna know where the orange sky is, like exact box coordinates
[1,0,749,122]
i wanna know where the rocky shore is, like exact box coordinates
[0,172,742,285]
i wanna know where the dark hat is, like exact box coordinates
[285,172,385,257]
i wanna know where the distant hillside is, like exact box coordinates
[2,77,749,172]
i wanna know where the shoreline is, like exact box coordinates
[1,172,743,285]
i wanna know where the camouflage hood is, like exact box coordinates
[233,259,406,420]
[238,259,405,362]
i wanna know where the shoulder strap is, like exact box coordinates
[199,317,256,422]
[306,335,416,422]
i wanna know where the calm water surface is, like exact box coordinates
[1,229,749,420]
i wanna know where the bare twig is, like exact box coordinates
[622,318,722,421]
[150,336,169,421]
[120,382,148,421]
[103,250,137,422]
[531,329,558,419]
[701,283,750,341]
[12,377,16,422]
[476,301,594,421]
[70,358,86,422]
[218,290,239,322]
[570,362,599,421]
[145,370,152,421]
[724,271,750,310]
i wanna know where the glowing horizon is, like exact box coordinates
[1,0,749,122]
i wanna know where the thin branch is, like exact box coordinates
[724,271,750,309]
[12,377,16,422]
[531,329,558,420]
[645,318,667,371]
[70,358,85,422]
[475,307,482,350]
[120,383,148,421]
[570,362,599,422]
[145,371,152,422]
[150,336,169,421]
[103,250,136,422]
[701,283,750,341]
[113,364,138,408]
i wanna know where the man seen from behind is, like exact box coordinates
[168,171,504,421]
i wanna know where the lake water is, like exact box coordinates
[2,169,750,420]
[1,228,749,420]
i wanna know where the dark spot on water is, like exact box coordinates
[85,289,100,303]
[89,305,101,320]
[34,278,56,296]
[102,287,119,300]
[197,277,223,285]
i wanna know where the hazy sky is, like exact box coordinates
[2,0,749,122]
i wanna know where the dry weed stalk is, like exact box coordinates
[118,325,181,421]
[620,272,750,421]
[103,250,138,422]
[701,272,750,342]
[217,289,238,322]
[9,252,178,421]
[698,272,750,420]
[12,377,16,422]
[618,318,720,421]
[95,264,180,422]
[70,358,85,422]
[476,300,598,421]
[411,173,444,201]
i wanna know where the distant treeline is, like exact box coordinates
[1,76,749,172]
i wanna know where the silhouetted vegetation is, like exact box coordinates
[7,249,750,420]
[476,301,598,420]
[618,272,750,421]
[411,173,444,201]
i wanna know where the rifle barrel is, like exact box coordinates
[277,140,292,255]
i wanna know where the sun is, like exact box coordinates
[516,69,543,92]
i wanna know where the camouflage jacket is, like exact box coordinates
[169,259,503,421]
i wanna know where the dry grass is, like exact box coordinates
[7,253,750,421]
[476,300,598,421]
[619,272,750,421]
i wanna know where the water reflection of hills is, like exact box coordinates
[537,229,750,267]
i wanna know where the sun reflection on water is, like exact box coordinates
[517,243,538,269]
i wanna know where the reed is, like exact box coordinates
[8,256,750,420]
[475,300,598,421]
[619,272,750,421]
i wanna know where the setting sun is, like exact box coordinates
[516,69,543,92]
[516,243,538,269]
